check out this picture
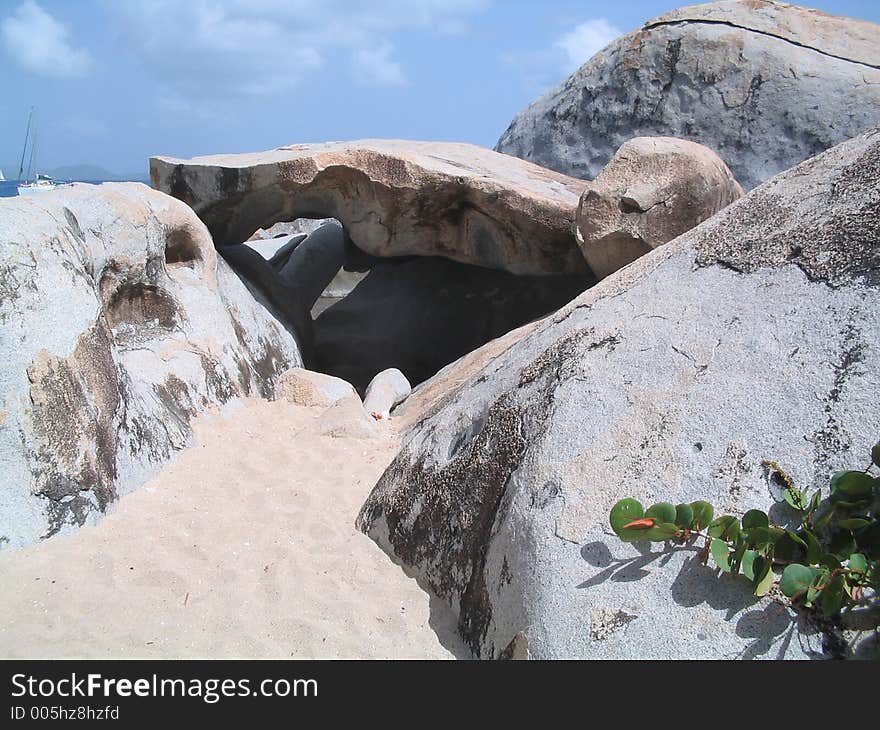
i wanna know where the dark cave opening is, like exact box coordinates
[225,218,596,394]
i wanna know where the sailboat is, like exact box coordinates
[0,169,5,181]
[17,107,58,195]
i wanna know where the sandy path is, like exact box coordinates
[0,398,466,659]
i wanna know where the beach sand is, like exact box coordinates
[0,398,467,659]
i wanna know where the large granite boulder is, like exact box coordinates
[0,184,301,549]
[150,140,592,276]
[357,129,880,659]
[576,136,742,278]
[496,1,880,191]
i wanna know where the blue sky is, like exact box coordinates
[1,0,878,176]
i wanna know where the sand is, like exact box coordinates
[0,398,468,659]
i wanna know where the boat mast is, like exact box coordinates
[27,125,38,182]
[18,106,34,181]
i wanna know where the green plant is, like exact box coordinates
[608,441,880,624]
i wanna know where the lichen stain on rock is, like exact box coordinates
[165,165,195,208]
[164,226,202,269]
[810,320,867,477]
[695,133,880,283]
[105,282,180,331]
[199,354,240,404]
[358,394,527,656]
[714,440,754,505]
[0,254,39,322]
[153,374,197,427]
[61,207,85,244]
[252,338,287,397]
[230,317,288,399]
[519,327,620,388]
[230,351,254,396]
[26,322,120,536]
[589,608,638,641]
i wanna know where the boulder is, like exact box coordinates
[150,139,592,276]
[0,183,301,549]
[274,221,349,306]
[575,136,743,278]
[357,128,880,659]
[363,369,412,421]
[275,367,358,408]
[496,1,880,191]
[318,396,380,440]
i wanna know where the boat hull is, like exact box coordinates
[17,183,57,195]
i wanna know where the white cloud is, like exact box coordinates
[110,0,489,98]
[352,41,406,86]
[553,18,621,74]
[1,0,92,77]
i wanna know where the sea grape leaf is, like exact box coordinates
[645,502,677,525]
[821,574,846,617]
[830,471,874,498]
[803,530,822,565]
[729,537,748,575]
[689,501,714,531]
[645,522,683,542]
[752,557,774,597]
[742,510,769,530]
[837,518,872,532]
[674,503,694,529]
[780,564,816,599]
[807,490,822,516]
[710,538,730,572]
[610,499,646,542]
[708,515,741,542]
[813,505,837,532]
[848,553,868,574]
[742,550,759,581]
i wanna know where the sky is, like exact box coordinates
[1,0,878,177]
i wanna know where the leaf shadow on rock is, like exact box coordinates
[578,537,827,659]
[668,553,760,619]
[578,539,689,588]
[735,603,801,660]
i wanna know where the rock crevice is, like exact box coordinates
[643,18,880,70]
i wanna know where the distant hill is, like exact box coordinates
[0,162,149,183]
[48,164,149,183]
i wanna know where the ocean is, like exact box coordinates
[0,179,147,198]
[0,180,21,197]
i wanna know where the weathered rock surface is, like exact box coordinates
[363,369,412,420]
[358,129,880,659]
[0,184,301,549]
[496,0,880,191]
[576,136,742,278]
[318,396,380,440]
[150,139,592,276]
[314,256,594,392]
[275,367,358,408]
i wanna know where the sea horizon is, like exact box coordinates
[0,177,151,198]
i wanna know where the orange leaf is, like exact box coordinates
[621,517,656,529]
